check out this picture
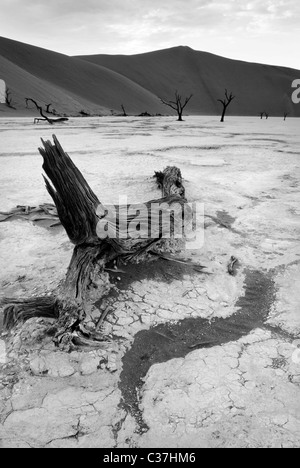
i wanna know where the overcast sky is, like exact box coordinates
[1,0,299,68]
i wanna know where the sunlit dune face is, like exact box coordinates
[0,79,6,104]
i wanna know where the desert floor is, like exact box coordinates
[0,116,299,448]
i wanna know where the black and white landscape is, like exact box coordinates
[0,0,300,450]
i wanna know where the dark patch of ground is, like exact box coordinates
[119,269,276,434]
[107,256,206,292]
[215,211,236,229]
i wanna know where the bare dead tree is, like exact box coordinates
[161,91,193,121]
[25,98,69,124]
[259,112,265,119]
[5,88,15,109]
[284,112,289,121]
[121,104,127,117]
[139,111,152,117]
[218,89,235,122]
[265,112,269,119]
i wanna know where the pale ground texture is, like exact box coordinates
[0,116,299,448]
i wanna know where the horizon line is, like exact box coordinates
[0,35,299,72]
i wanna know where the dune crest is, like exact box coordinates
[0,37,299,116]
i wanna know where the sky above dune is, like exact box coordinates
[0,0,299,68]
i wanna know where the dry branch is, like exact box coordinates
[25,98,69,124]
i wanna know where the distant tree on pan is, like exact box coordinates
[161,90,193,121]
[284,112,289,121]
[217,89,235,122]
[259,112,271,119]
[121,104,127,117]
[5,88,15,109]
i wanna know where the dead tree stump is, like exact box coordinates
[2,136,187,349]
[154,167,185,198]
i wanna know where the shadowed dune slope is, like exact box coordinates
[0,36,166,115]
[0,36,299,116]
[78,46,300,117]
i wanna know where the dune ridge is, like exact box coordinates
[78,46,300,117]
[0,36,165,116]
[0,36,299,117]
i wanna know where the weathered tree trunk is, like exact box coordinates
[2,136,187,349]
[3,136,116,347]
[220,108,226,123]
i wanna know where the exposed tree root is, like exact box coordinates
[3,297,58,331]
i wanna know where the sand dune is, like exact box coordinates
[78,46,300,117]
[0,36,299,117]
[0,37,165,116]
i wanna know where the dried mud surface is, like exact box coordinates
[0,116,299,448]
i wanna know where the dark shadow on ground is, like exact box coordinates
[119,269,276,433]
